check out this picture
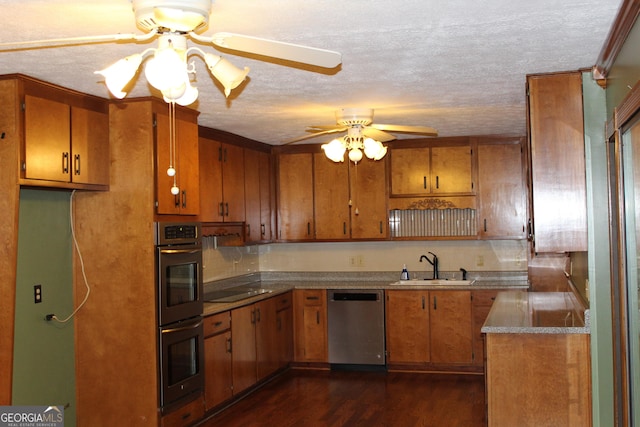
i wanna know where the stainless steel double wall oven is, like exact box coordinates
[156,222,204,412]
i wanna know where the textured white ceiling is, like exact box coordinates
[0,0,622,145]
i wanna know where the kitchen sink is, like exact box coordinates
[204,285,273,303]
[393,279,476,286]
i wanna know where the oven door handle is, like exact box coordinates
[161,319,203,334]
[159,248,201,255]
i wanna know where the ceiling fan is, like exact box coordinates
[0,0,342,104]
[286,108,438,163]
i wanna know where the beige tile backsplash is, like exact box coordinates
[202,237,527,283]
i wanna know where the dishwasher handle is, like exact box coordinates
[330,292,380,302]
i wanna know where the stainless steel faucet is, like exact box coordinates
[419,252,438,279]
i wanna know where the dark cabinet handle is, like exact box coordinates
[422,296,425,310]
[225,203,229,216]
[181,190,187,208]
[219,202,224,217]
[218,146,223,162]
[306,296,319,301]
[307,222,311,236]
[213,321,222,327]
[247,223,251,237]
[74,154,81,175]
[484,218,487,233]
[433,296,437,310]
[436,176,439,189]
[62,152,69,174]
[226,337,232,353]
[379,221,383,234]
[251,309,256,324]
[316,311,320,324]
[343,222,347,235]
[261,224,266,236]
[423,176,427,189]
[256,308,261,322]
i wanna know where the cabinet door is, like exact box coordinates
[477,142,526,239]
[244,149,262,241]
[24,95,70,182]
[70,106,109,186]
[350,159,388,239]
[385,290,430,363]
[255,297,279,381]
[277,153,314,240]
[431,146,473,193]
[204,331,232,409]
[276,306,293,369]
[390,147,430,195]
[471,290,498,367]
[245,149,272,242]
[156,115,200,215]
[221,143,245,222]
[231,305,257,395]
[199,137,224,222]
[314,153,350,239]
[293,290,327,362]
[429,291,473,364]
[528,72,586,252]
[258,151,273,241]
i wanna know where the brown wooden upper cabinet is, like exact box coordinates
[314,153,388,240]
[19,78,109,189]
[155,112,200,215]
[199,138,245,222]
[390,143,473,196]
[244,148,273,242]
[527,71,587,252]
[477,138,527,239]
[277,152,315,240]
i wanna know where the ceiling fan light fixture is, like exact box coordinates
[94,53,143,99]
[321,138,346,162]
[204,54,250,97]
[164,81,198,106]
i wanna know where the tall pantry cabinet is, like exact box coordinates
[72,98,199,426]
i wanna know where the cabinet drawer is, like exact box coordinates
[472,290,498,307]
[275,291,293,311]
[301,290,325,306]
[161,396,204,427]
[203,311,231,337]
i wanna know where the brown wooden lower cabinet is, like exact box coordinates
[485,333,591,427]
[386,289,475,368]
[203,312,233,410]
[471,290,498,367]
[204,292,294,415]
[293,289,328,362]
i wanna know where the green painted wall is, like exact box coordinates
[13,189,76,426]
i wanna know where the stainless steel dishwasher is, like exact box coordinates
[327,289,385,366]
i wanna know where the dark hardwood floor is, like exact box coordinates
[199,369,486,427]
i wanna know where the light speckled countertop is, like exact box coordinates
[481,290,590,334]
[202,271,530,316]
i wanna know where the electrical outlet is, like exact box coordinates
[476,255,484,267]
[356,255,365,267]
[349,256,357,267]
[34,284,42,304]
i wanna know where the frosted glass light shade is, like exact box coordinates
[363,138,387,160]
[95,54,143,99]
[145,47,188,91]
[204,54,249,97]
[321,138,346,162]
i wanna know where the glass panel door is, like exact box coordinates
[621,116,640,426]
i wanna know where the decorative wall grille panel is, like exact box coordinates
[389,209,477,237]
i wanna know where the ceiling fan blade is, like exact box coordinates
[193,32,342,68]
[362,127,397,142]
[283,128,346,144]
[370,123,438,137]
[0,31,157,51]
[307,125,347,131]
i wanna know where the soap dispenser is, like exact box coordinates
[401,264,410,280]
